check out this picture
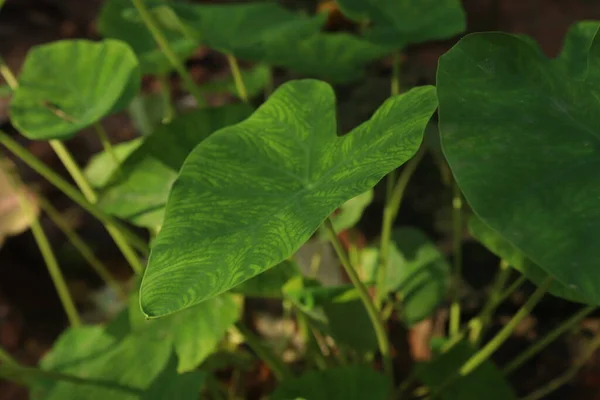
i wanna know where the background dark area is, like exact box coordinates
[2,0,600,399]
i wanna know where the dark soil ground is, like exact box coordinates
[2,0,600,399]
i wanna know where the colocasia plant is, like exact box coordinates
[0,0,598,399]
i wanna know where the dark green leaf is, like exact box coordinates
[10,39,140,140]
[98,105,252,228]
[271,365,391,400]
[336,0,466,48]
[232,260,301,298]
[416,341,517,399]
[468,216,586,303]
[199,64,271,100]
[141,79,437,317]
[85,138,143,188]
[317,189,373,239]
[127,93,168,136]
[437,22,600,304]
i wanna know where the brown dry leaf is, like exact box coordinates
[0,159,39,247]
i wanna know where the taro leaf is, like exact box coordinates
[199,64,271,100]
[284,284,378,352]
[468,216,586,304]
[98,104,252,229]
[98,0,196,75]
[148,1,326,60]
[262,32,392,83]
[10,39,140,140]
[141,354,205,400]
[35,326,178,400]
[437,22,600,304]
[232,260,301,298]
[140,79,437,317]
[271,365,391,400]
[129,286,241,373]
[84,138,143,188]
[335,0,466,48]
[416,340,517,400]
[317,189,373,239]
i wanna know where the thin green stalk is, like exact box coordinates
[93,123,120,174]
[130,0,204,105]
[521,331,600,400]
[431,276,553,398]
[325,218,393,377]
[226,54,249,103]
[503,304,596,375]
[0,131,148,255]
[469,260,512,345]
[0,55,17,89]
[4,166,81,327]
[158,74,174,123]
[449,180,463,337]
[38,197,128,302]
[48,140,144,275]
[234,321,290,381]
[376,148,425,309]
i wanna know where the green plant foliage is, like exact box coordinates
[335,0,466,48]
[129,287,241,373]
[199,64,271,100]
[271,365,391,400]
[140,79,437,317]
[416,341,517,399]
[319,189,374,238]
[468,216,586,303]
[85,138,143,188]
[10,39,140,140]
[437,22,600,305]
[98,0,196,75]
[128,93,169,137]
[34,326,204,399]
[98,104,252,228]
[232,260,301,298]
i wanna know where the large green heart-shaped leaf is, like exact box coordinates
[98,105,252,228]
[129,287,241,373]
[98,0,196,75]
[336,0,466,48]
[10,39,140,140]
[271,365,391,400]
[35,326,203,400]
[468,216,586,303]
[416,340,517,400]
[437,22,600,304]
[140,79,437,317]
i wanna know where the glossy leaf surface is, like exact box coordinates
[437,23,600,304]
[336,0,466,47]
[98,105,252,228]
[141,79,437,317]
[271,365,390,400]
[10,39,140,140]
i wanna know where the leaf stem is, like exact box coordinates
[430,276,552,398]
[158,74,174,123]
[376,147,425,309]
[226,54,249,103]
[449,179,463,337]
[0,132,148,256]
[503,304,596,375]
[521,330,600,400]
[325,218,393,377]
[130,0,204,105]
[38,196,128,302]
[48,140,144,275]
[0,55,17,89]
[234,321,290,381]
[93,123,120,175]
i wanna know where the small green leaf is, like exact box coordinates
[141,79,437,317]
[437,22,600,304]
[271,365,391,400]
[98,105,252,228]
[84,138,143,188]
[10,39,140,140]
[416,341,517,399]
[98,0,195,75]
[336,0,466,48]
[232,260,301,298]
[129,286,241,373]
[468,216,586,303]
